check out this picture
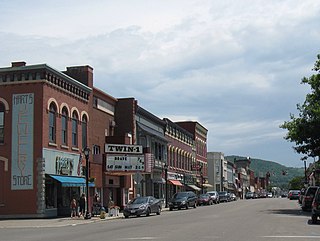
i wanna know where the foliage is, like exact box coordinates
[280,54,320,158]
[225,155,304,189]
[288,176,305,190]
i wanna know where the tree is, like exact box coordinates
[280,54,320,159]
[288,176,304,190]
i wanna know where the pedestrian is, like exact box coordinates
[70,198,77,218]
[79,193,86,217]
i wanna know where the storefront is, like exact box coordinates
[43,148,94,217]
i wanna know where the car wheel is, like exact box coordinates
[156,206,161,215]
[312,214,317,224]
[146,208,151,216]
[169,207,173,211]
[185,203,189,209]
[124,215,129,219]
[302,206,307,211]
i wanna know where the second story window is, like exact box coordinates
[82,115,88,150]
[72,111,78,147]
[0,103,4,144]
[61,107,68,145]
[49,103,57,143]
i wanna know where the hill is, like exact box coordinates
[225,156,305,189]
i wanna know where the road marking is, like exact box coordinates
[262,236,320,239]
[119,238,158,240]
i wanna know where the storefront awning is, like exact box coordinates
[203,183,213,188]
[49,175,95,187]
[187,184,201,191]
[168,179,183,186]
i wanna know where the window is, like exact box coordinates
[61,107,68,145]
[72,111,78,147]
[49,103,57,143]
[0,103,4,143]
[82,115,88,149]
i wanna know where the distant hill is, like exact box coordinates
[225,155,305,189]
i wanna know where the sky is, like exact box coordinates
[1,0,320,168]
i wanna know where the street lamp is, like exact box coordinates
[301,156,308,185]
[164,164,168,208]
[83,147,91,219]
[200,163,203,194]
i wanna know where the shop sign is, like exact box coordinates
[11,93,34,190]
[105,144,143,154]
[106,154,144,171]
[43,148,80,176]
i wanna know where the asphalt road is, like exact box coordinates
[1,198,320,241]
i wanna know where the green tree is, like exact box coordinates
[281,54,320,159]
[288,176,304,190]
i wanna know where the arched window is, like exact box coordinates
[82,115,88,149]
[0,103,4,143]
[72,111,78,147]
[49,103,57,143]
[61,107,68,145]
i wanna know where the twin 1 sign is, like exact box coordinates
[106,154,145,171]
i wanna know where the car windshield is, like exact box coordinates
[200,194,208,198]
[218,192,227,195]
[130,197,148,204]
[173,192,188,198]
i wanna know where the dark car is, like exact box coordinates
[168,191,197,210]
[301,186,318,211]
[311,187,320,223]
[123,196,161,218]
[299,188,306,204]
[197,193,213,205]
[206,191,220,204]
[288,190,300,200]
[218,191,230,202]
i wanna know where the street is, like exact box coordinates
[1,198,320,241]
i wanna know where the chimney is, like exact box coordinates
[12,61,26,67]
[64,65,93,88]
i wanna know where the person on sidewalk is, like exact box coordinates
[70,198,77,218]
[79,193,86,217]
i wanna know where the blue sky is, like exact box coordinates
[1,0,320,167]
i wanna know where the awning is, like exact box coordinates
[203,183,213,188]
[137,123,168,142]
[49,175,95,187]
[168,179,183,186]
[187,184,201,191]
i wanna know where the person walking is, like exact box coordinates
[79,193,86,217]
[70,198,77,218]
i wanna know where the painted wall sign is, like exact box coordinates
[11,93,34,190]
[106,154,145,171]
[43,148,80,176]
[105,144,143,154]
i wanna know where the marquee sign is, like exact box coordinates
[105,144,143,154]
[106,154,144,171]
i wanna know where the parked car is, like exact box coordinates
[301,186,318,211]
[198,193,213,205]
[288,190,300,200]
[218,191,230,202]
[168,191,197,210]
[123,196,161,218]
[245,192,255,199]
[230,193,237,201]
[267,192,273,198]
[311,187,320,223]
[206,191,220,204]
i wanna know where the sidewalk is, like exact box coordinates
[0,213,124,228]
[0,208,170,228]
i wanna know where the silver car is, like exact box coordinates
[206,191,220,204]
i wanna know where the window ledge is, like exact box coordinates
[48,142,57,147]
[71,147,79,151]
[61,145,69,149]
